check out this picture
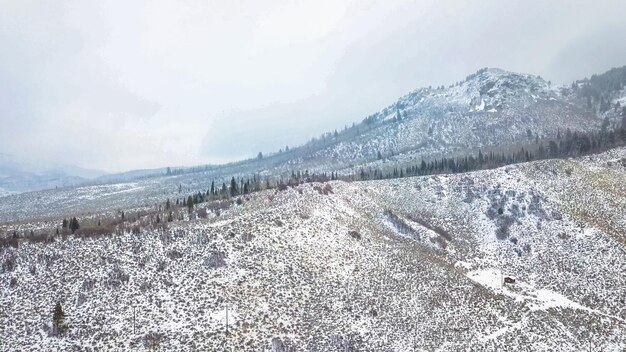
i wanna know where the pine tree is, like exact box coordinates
[230,177,238,197]
[69,217,80,234]
[62,219,68,229]
[52,302,66,336]
[187,196,193,212]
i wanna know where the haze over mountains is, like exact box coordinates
[2,65,624,197]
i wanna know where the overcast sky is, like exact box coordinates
[2,0,626,172]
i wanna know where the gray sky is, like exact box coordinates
[2,0,626,172]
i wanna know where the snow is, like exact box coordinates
[475,99,486,111]
[2,147,626,350]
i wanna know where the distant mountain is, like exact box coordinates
[212,66,622,177]
[0,154,107,195]
[287,68,603,169]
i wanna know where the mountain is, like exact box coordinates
[191,67,615,178]
[4,66,623,196]
[2,147,625,350]
[2,66,624,219]
[0,154,107,195]
[279,68,603,172]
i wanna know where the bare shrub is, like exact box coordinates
[142,332,165,349]
[82,278,96,291]
[206,200,232,213]
[76,226,112,239]
[2,255,17,272]
[205,250,226,268]
[348,230,361,240]
[105,265,129,288]
[140,281,153,293]
[271,337,297,352]
[166,250,183,260]
[0,236,19,249]
[9,277,18,288]
[26,231,54,244]
[495,216,515,240]
[197,208,208,219]
[241,233,254,242]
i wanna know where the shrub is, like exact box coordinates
[2,255,17,272]
[348,230,361,240]
[142,332,165,349]
[205,250,226,268]
[106,265,129,288]
[0,232,20,249]
[166,250,183,260]
[75,226,112,239]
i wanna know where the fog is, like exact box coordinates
[1,0,625,172]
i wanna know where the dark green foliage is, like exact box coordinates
[230,177,238,197]
[187,196,194,212]
[52,302,66,336]
[69,217,80,234]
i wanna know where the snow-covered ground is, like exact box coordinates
[1,148,625,351]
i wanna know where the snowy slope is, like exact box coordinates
[1,148,625,351]
[294,68,599,169]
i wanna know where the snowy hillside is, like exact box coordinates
[1,148,625,351]
[291,68,600,170]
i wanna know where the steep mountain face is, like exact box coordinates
[1,148,625,351]
[289,68,601,171]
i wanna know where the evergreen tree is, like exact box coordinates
[52,302,66,336]
[230,177,238,197]
[62,219,68,229]
[69,217,80,234]
[187,196,194,212]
